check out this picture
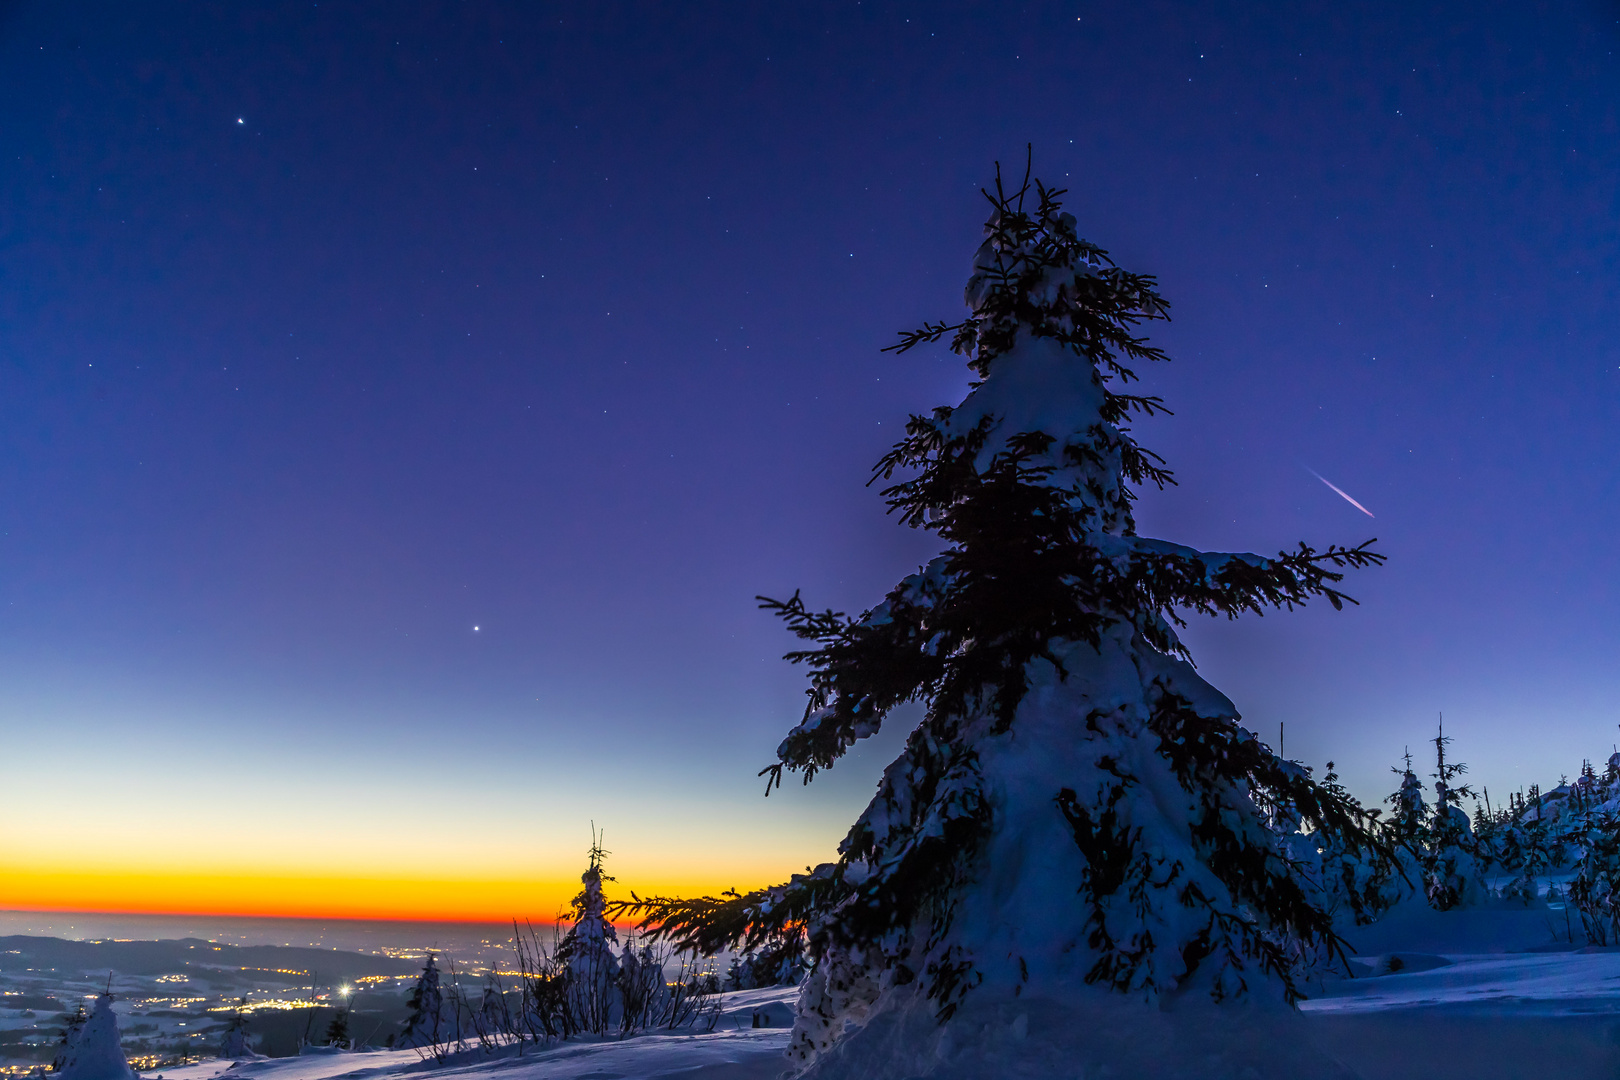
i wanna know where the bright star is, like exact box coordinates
[236,118,244,124]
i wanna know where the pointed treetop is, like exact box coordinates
[584,822,614,881]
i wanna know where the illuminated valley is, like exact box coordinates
[0,933,516,1075]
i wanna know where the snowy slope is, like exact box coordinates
[1305,948,1620,1079]
[1290,898,1620,1080]
[161,1030,789,1080]
[117,930,1620,1080]
[1311,950,1620,1015]
[153,989,797,1080]
[124,954,1620,1080]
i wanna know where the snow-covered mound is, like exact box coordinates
[58,994,136,1080]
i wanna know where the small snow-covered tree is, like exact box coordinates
[56,994,134,1080]
[471,975,513,1046]
[615,940,667,1033]
[555,834,621,1034]
[1384,750,1428,845]
[219,997,254,1058]
[1492,788,1547,905]
[1566,811,1620,944]
[399,953,444,1050]
[1470,788,1505,875]
[1374,749,1430,908]
[1302,762,1404,928]
[324,1004,350,1048]
[616,161,1390,1075]
[1425,721,1484,910]
[723,925,809,990]
[50,1002,87,1072]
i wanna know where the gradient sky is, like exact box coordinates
[2,1,1618,920]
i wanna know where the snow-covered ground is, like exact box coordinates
[153,989,797,1080]
[117,938,1620,1080]
[1295,901,1620,1079]
[116,904,1620,1080]
[1309,949,1620,1079]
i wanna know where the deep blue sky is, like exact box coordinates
[3,1,1618,906]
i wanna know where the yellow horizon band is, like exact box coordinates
[0,865,761,924]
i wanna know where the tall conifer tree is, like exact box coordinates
[557,833,621,1034]
[1425,720,1482,909]
[617,161,1389,1074]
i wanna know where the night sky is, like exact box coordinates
[3,1,1618,919]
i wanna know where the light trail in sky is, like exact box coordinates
[1305,467,1375,518]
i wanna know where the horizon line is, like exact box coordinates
[0,905,576,927]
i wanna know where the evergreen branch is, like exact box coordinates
[1103,391,1172,418]
[757,591,854,643]
[883,320,970,355]
[605,867,839,957]
[1119,442,1176,492]
[1135,538,1385,626]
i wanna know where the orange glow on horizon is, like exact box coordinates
[0,863,775,924]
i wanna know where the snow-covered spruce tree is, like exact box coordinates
[1293,762,1404,932]
[399,953,444,1051]
[1375,749,1431,903]
[615,164,1388,1076]
[1424,721,1484,909]
[324,1003,351,1048]
[472,976,513,1047]
[1384,750,1428,846]
[56,994,134,1080]
[1493,790,1552,905]
[50,1002,88,1072]
[219,998,254,1059]
[555,835,621,1034]
[724,925,810,991]
[615,940,668,1033]
[1565,811,1620,944]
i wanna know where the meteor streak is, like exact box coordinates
[1306,467,1374,518]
